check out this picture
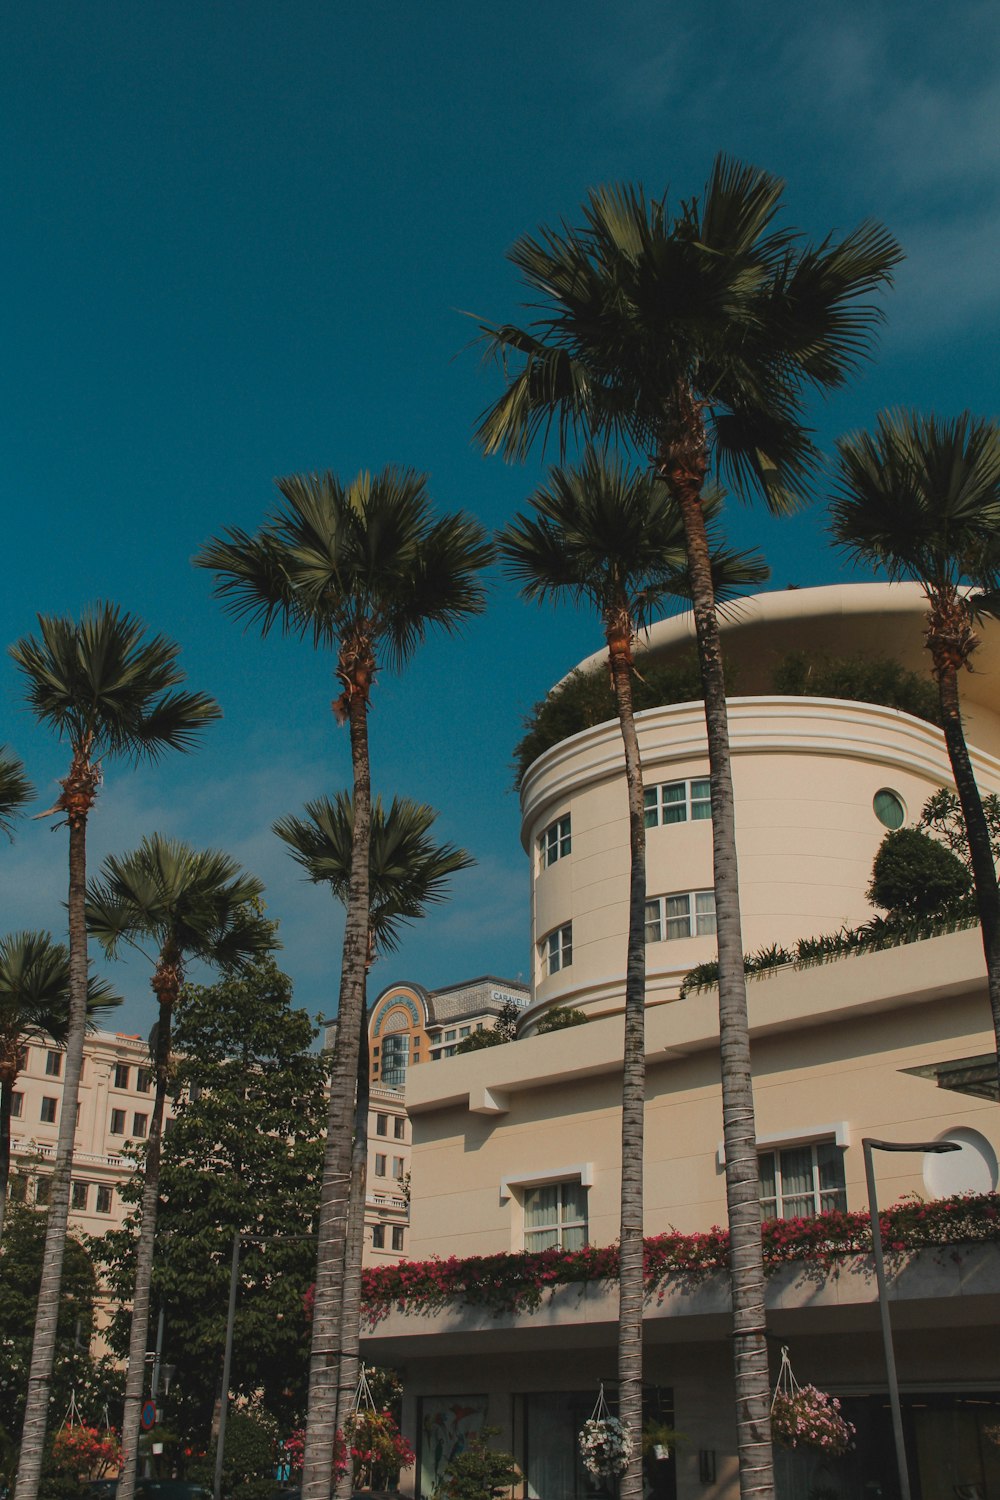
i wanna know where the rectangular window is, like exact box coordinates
[758,1141,847,1220]
[392,1157,405,1180]
[394,1117,406,1141]
[645,778,712,828]
[11,1091,23,1119]
[541,923,573,977]
[444,1029,457,1041]
[646,891,716,942]
[459,1026,471,1037]
[8,1174,27,1203]
[523,1180,588,1252]
[96,1185,113,1214]
[17,1045,28,1070]
[136,1068,152,1094]
[71,1181,89,1211]
[539,815,572,868]
[40,1096,57,1124]
[35,1176,52,1206]
[391,1225,405,1252]
[376,1114,388,1137]
[132,1113,148,1139]
[372,1223,385,1249]
[114,1063,130,1090]
[45,1050,62,1077]
[110,1108,126,1135]
[375,1153,387,1177]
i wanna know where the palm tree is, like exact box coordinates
[831,410,1000,1098]
[198,468,491,1500]
[0,748,34,839]
[475,157,901,1500]
[0,931,119,1242]
[277,790,474,1496]
[498,450,767,1487]
[85,835,273,1500]
[9,604,220,1500]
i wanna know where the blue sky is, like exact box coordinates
[2,0,998,1034]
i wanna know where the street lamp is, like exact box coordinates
[862,1137,961,1500]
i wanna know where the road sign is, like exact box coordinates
[140,1400,157,1431]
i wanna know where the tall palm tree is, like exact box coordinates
[0,748,34,839]
[9,604,220,1500]
[498,450,767,1487]
[85,835,274,1500]
[277,790,474,1498]
[475,157,901,1500]
[0,931,119,1242]
[198,468,491,1500]
[831,410,1000,1097]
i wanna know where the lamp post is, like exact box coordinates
[862,1137,961,1500]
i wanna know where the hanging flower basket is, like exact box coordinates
[578,1385,634,1481]
[771,1347,855,1457]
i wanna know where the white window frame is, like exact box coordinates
[521,1179,589,1253]
[540,923,573,977]
[757,1140,847,1220]
[539,815,572,869]
[645,891,716,942]
[645,777,711,828]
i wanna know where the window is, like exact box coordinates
[540,815,572,868]
[96,1185,113,1214]
[35,1177,51,1206]
[523,1180,588,1252]
[376,1114,388,1137]
[758,1141,846,1220]
[132,1113,148,1138]
[11,1091,23,1119]
[394,1117,406,1141]
[114,1063,130,1090]
[372,1224,385,1249]
[136,1068,152,1094]
[391,1226,405,1252]
[459,1026,471,1038]
[375,1153,387,1177]
[71,1181,89,1211]
[110,1109,126,1135]
[645,778,711,827]
[381,1033,408,1090]
[8,1175,27,1203]
[444,1029,457,1041]
[392,1157,405,1180]
[40,1096,57,1124]
[646,891,716,942]
[541,923,573,977]
[874,788,905,829]
[17,1045,28,1070]
[45,1050,62,1077]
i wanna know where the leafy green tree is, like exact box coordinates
[477,157,900,1500]
[199,468,491,1500]
[0,1201,120,1478]
[97,958,329,1436]
[918,786,1000,870]
[0,933,119,1242]
[275,793,471,1488]
[85,837,274,1500]
[453,999,522,1053]
[0,749,34,841]
[498,448,766,1480]
[534,1006,589,1034]
[9,605,219,1500]
[868,828,972,918]
[832,410,1000,1099]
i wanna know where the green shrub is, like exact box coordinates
[535,1007,589,1034]
[433,1427,519,1500]
[868,827,972,917]
[772,652,940,725]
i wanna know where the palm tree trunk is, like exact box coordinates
[15,802,91,1500]
[936,655,1000,1100]
[117,984,175,1500]
[668,459,774,1500]
[0,1058,16,1245]
[608,626,646,1500]
[302,686,372,1500]
[333,1021,371,1500]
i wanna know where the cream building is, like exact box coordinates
[360,584,1000,1500]
[8,1028,167,1235]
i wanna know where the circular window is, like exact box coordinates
[923,1128,999,1198]
[873,788,905,829]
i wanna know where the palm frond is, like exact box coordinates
[0,748,34,840]
[0,930,121,1050]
